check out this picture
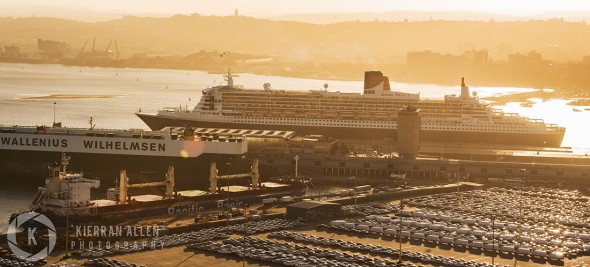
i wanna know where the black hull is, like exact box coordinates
[0,150,247,188]
[35,186,305,225]
[137,113,565,147]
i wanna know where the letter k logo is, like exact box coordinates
[28,227,37,245]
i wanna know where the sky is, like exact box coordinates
[3,0,590,17]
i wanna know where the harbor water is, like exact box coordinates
[1,62,589,227]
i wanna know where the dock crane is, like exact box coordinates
[117,166,175,204]
[209,159,259,194]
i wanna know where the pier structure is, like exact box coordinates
[257,153,590,185]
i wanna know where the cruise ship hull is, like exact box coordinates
[137,113,565,147]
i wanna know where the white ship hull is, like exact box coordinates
[0,132,244,157]
[0,126,248,186]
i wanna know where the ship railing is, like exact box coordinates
[1,125,158,135]
[545,124,565,131]
[527,119,546,125]
[64,178,101,184]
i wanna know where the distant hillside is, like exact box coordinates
[1,15,590,64]
[269,11,590,24]
[269,11,520,24]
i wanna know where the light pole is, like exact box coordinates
[398,200,404,263]
[294,155,299,177]
[518,169,525,222]
[242,208,248,267]
[492,214,496,266]
[515,168,526,267]
[348,176,357,210]
[226,162,231,232]
[457,160,461,205]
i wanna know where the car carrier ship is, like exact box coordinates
[0,121,247,185]
[137,71,565,147]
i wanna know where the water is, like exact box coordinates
[0,185,36,234]
[500,99,590,151]
[0,62,587,224]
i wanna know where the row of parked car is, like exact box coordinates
[407,187,590,228]
[189,236,415,267]
[76,228,229,258]
[74,217,306,260]
[223,218,306,235]
[268,230,506,267]
[0,257,38,267]
[399,187,590,259]
[342,202,401,216]
[320,221,568,261]
[314,186,590,263]
[83,258,144,267]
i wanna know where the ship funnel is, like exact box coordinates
[460,77,470,98]
[364,71,391,94]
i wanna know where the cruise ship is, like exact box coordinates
[0,123,247,185]
[137,71,565,147]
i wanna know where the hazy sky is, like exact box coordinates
[4,0,590,16]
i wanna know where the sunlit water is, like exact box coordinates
[0,63,587,224]
[499,99,590,151]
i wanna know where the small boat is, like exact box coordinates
[520,102,533,108]
[573,108,582,112]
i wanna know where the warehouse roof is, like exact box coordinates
[287,200,341,210]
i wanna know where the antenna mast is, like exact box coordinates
[89,117,96,130]
[53,102,56,124]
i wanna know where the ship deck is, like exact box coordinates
[88,182,291,208]
[177,190,208,197]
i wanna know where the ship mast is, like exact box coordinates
[61,152,70,174]
[89,117,96,130]
[223,68,239,87]
[53,102,56,124]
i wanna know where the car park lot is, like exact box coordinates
[36,186,590,267]
[43,226,583,267]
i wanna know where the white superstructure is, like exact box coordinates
[32,153,100,216]
[137,71,565,146]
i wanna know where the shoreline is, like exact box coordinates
[2,60,587,106]
[21,93,136,100]
[1,59,586,91]
[481,90,553,105]
[482,89,587,106]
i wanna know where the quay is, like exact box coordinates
[246,133,590,185]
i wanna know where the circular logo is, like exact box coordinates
[7,212,56,261]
